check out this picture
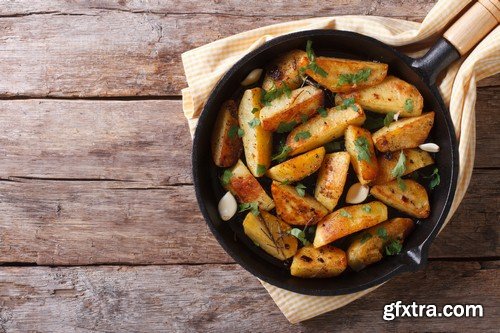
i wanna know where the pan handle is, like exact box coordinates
[412,0,499,84]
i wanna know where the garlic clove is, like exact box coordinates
[393,112,400,121]
[241,68,263,86]
[346,183,370,204]
[419,143,440,153]
[218,191,238,221]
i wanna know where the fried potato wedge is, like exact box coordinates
[314,201,388,248]
[335,76,423,117]
[238,88,272,177]
[299,56,388,93]
[211,100,243,167]
[372,112,435,152]
[374,149,434,185]
[347,218,414,271]
[345,125,379,185]
[271,181,328,226]
[262,49,308,91]
[291,245,347,278]
[266,147,325,183]
[224,160,274,210]
[370,179,430,218]
[314,152,350,211]
[286,104,366,156]
[243,211,298,260]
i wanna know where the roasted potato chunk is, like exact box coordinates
[291,245,347,278]
[314,201,388,248]
[370,179,430,218]
[224,160,274,211]
[211,100,243,167]
[271,181,328,226]
[335,76,423,117]
[243,211,298,260]
[345,125,378,185]
[266,147,325,183]
[262,49,308,91]
[347,218,414,271]
[238,88,272,177]
[299,56,388,93]
[259,86,324,132]
[374,149,434,185]
[286,104,366,156]
[372,112,435,152]
[314,152,350,211]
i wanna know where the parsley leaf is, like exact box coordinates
[362,205,372,213]
[303,40,328,78]
[324,140,344,152]
[337,97,358,111]
[289,228,310,246]
[220,169,232,186]
[238,202,259,216]
[256,164,266,177]
[360,233,373,244]
[300,114,309,123]
[377,227,388,240]
[354,136,371,162]
[306,40,316,62]
[385,240,403,255]
[261,82,291,106]
[251,107,260,114]
[294,131,311,142]
[276,120,298,133]
[228,125,243,138]
[317,107,328,118]
[384,112,396,127]
[237,128,244,137]
[338,68,372,86]
[248,117,261,128]
[339,209,352,218]
[272,144,292,163]
[404,98,414,112]
[426,168,441,190]
[397,177,407,191]
[295,183,306,197]
[391,151,406,178]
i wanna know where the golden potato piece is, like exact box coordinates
[314,152,350,211]
[370,179,430,218]
[225,160,274,211]
[335,76,423,117]
[286,104,366,156]
[372,112,435,152]
[291,245,347,278]
[259,86,324,132]
[299,56,388,93]
[238,88,272,177]
[211,100,243,167]
[271,181,328,226]
[347,218,414,271]
[314,201,388,248]
[374,149,434,185]
[243,211,298,261]
[345,125,379,185]
[262,49,308,91]
[266,147,325,183]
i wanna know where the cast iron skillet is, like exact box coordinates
[192,2,498,295]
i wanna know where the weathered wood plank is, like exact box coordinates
[0,261,497,332]
[0,1,498,97]
[0,168,496,265]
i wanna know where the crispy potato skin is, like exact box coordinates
[211,100,243,167]
[374,149,434,185]
[266,147,325,183]
[347,218,414,271]
[271,181,328,226]
[225,160,274,210]
[238,88,272,177]
[372,112,435,152]
[370,179,430,218]
[314,152,350,211]
[262,50,308,91]
[286,104,366,156]
[345,125,379,185]
[243,211,298,260]
[259,86,324,132]
[290,245,347,278]
[300,57,388,93]
[314,201,388,248]
[335,76,423,117]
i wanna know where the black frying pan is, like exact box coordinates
[192,2,499,295]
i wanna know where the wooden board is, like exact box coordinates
[0,261,497,332]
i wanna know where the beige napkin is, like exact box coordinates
[181,0,500,323]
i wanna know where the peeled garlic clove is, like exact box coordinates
[419,143,440,153]
[218,191,238,221]
[241,68,263,86]
[346,183,370,204]
[393,112,400,121]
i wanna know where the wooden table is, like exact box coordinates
[0,1,498,332]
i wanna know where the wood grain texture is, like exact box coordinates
[0,261,498,332]
[0,0,498,97]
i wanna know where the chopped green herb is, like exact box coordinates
[317,107,328,118]
[289,228,310,246]
[283,83,292,98]
[364,115,385,131]
[384,112,396,127]
[276,120,298,133]
[251,107,260,114]
[303,40,328,77]
[248,117,261,128]
[256,164,266,177]
[397,177,407,191]
[404,98,414,112]
[324,140,344,152]
[281,180,291,185]
[261,82,291,106]
[228,125,243,138]
[337,97,357,111]
[360,233,373,244]
[338,68,372,86]
[272,144,292,163]
[306,40,316,62]
[426,168,441,190]
[339,209,352,218]
[295,183,306,197]
[354,136,371,162]
[377,227,388,240]
[391,151,406,178]
[238,128,244,137]
[238,202,259,216]
[385,240,403,255]
[362,205,372,213]
[294,130,311,142]
[220,169,232,186]
[300,114,309,123]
